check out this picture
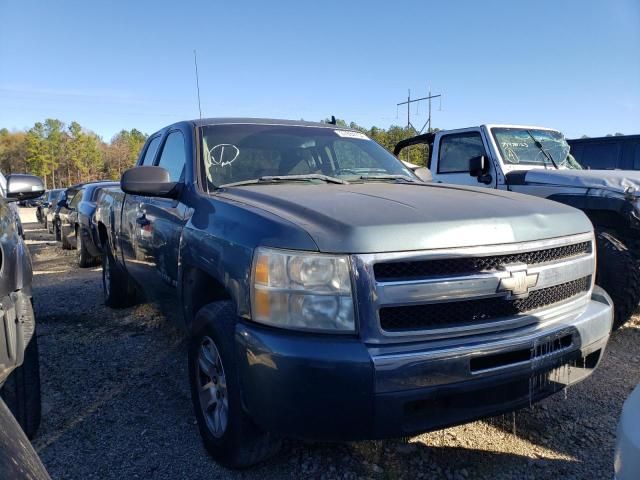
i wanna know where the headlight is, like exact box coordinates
[251,247,355,332]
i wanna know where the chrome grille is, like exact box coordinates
[379,276,591,332]
[352,233,596,342]
[374,241,591,281]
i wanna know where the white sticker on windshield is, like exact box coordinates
[209,144,240,167]
[334,130,369,140]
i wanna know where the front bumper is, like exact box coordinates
[236,288,612,440]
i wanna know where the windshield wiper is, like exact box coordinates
[220,174,348,188]
[526,130,559,169]
[357,174,420,183]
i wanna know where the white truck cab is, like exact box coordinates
[395,124,640,330]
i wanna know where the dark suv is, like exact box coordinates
[37,189,63,227]
[0,174,45,439]
[59,181,118,266]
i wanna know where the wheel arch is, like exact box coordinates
[180,265,233,332]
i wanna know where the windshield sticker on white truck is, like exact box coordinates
[209,144,240,167]
[334,130,369,140]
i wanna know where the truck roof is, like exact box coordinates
[483,124,559,131]
[190,118,346,129]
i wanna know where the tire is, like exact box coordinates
[189,301,280,469]
[77,230,94,268]
[61,227,72,250]
[595,231,640,330]
[102,250,136,308]
[0,334,42,439]
[54,222,61,242]
[46,218,52,234]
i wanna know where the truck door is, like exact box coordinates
[120,135,162,281]
[431,129,497,188]
[132,130,189,312]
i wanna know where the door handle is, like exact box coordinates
[136,214,150,227]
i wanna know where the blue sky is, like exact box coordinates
[0,0,638,140]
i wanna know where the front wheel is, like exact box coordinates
[54,222,61,242]
[595,231,640,330]
[188,302,280,469]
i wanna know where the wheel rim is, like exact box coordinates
[103,255,111,298]
[196,336,228,438]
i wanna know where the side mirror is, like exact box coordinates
[6,174,45,203]
[121,166,180,198]
[469,155,487,177]
[468,155,493,185]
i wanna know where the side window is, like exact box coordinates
[438,132,486,173]
[140,136,162,166]
[156,131,186,182]
[69,189,83,208]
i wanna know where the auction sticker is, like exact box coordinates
[334,130,369,140]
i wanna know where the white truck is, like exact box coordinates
[395,124,640,329]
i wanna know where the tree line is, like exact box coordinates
[0,119,147,189]
[0,117,430,190]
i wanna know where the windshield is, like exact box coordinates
[47,189,62,201]
[491,128,582,170]
[200,124,414,188]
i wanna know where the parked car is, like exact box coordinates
[395,124,640,329]
[45,190,65,236]
[0,398,50,480]
[55,186,81,248]
[38,189,63,226]
[615,384,640,480]
[0,174,45,439]
[96,118,613,468]
[59,181,118,266]
[568,134,640,170]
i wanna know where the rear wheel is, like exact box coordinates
[189,301,280,468]
[1,334,42,439]
[61,227,72,250]
[54,221,61,242]
[77,230,94,267]
[102,250,136,308]
[595,231,640,330]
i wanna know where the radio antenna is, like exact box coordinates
[193,49,202,120]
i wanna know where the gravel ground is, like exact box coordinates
[19,208,640,480]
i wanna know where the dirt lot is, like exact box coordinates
[19,207,640,480]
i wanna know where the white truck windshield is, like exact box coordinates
[492,128,582,170]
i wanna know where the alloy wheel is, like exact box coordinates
[196,336,228,438]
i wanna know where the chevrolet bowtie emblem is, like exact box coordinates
[497,264,538,299]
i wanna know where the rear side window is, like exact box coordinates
[140,136,162,166]
[580,143,620,169]
[438,132,486,173]
[157,131,186,182]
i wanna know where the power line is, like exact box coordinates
[396,88,442,134]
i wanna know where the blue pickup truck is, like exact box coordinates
[96,118,613,468]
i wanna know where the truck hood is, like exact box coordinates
[508,169,640,197]
[218,183,592,253]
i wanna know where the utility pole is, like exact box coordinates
[396,88,442,161]
[397,89,442,134]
